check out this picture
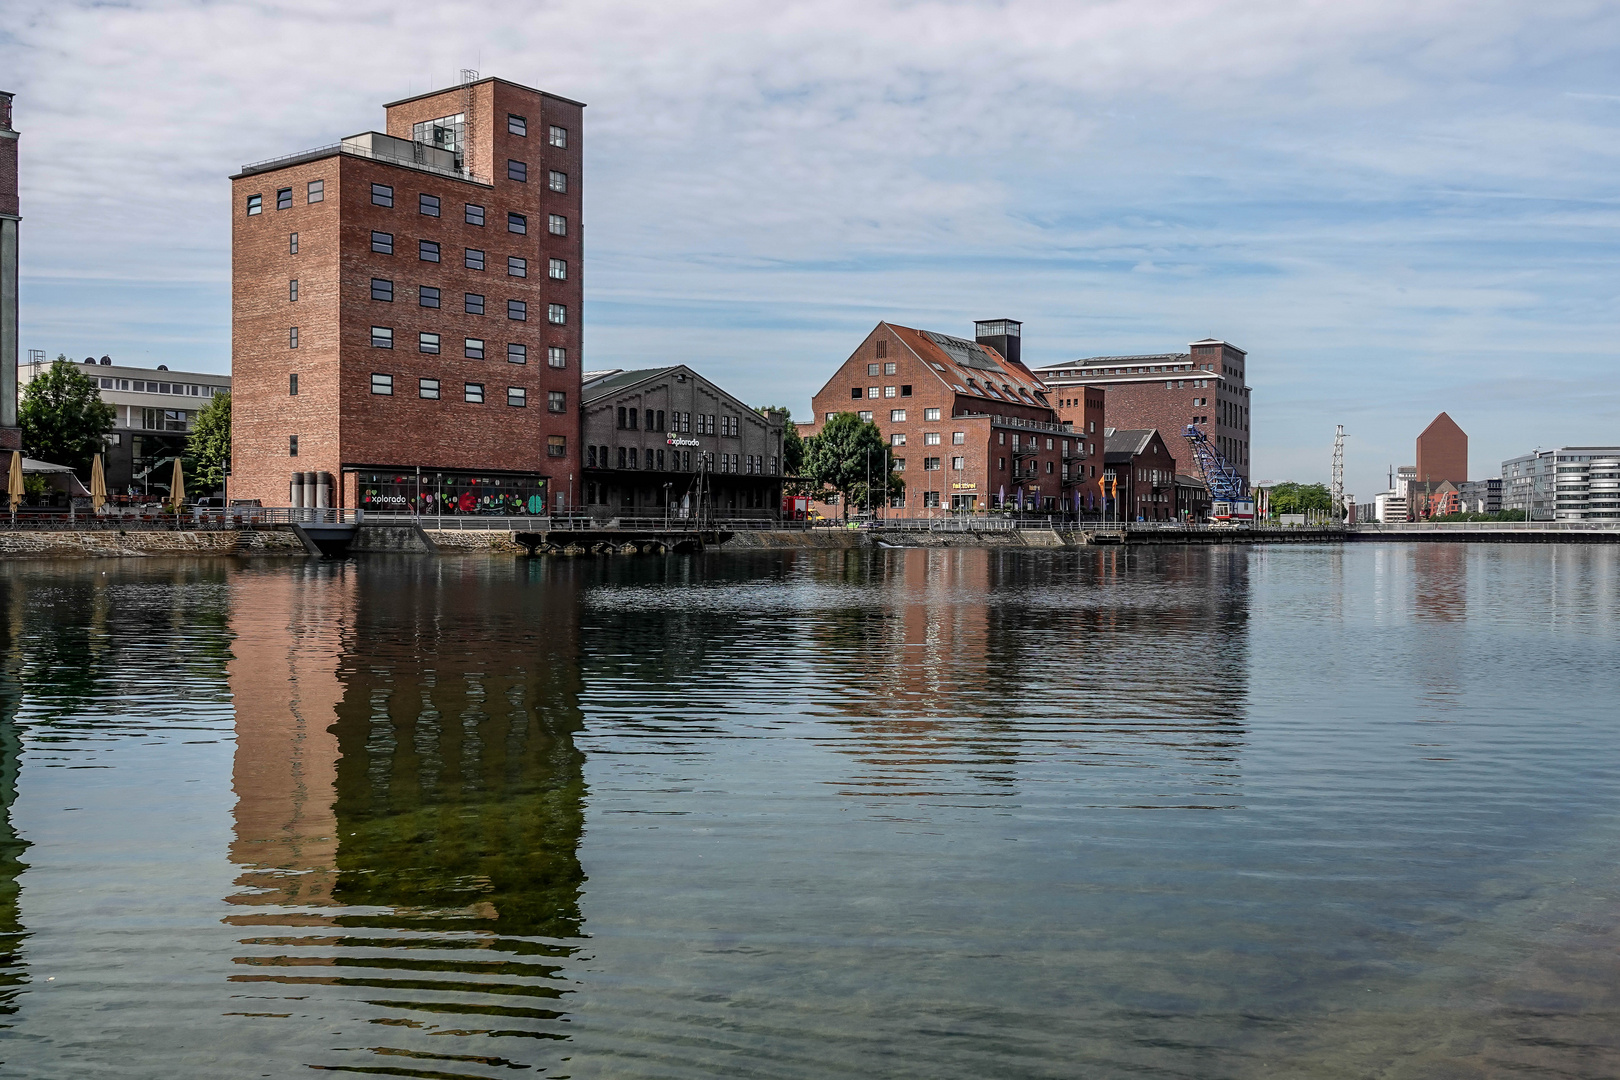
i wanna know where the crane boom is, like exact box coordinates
[1181,424,1246,501]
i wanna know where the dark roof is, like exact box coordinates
[383,77,586,110]
[1104,429,1158,460]
[1033,353,1188,372]
[580,366,677,401]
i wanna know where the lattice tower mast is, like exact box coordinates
[1331,425,1347,521]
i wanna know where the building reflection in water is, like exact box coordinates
[0,585,28,1025]
[224,558,586,1075]
[803,546,1251,809]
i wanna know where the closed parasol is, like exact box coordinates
[169,458,185,512]
[7,451,21,513]
[91,453,107,513]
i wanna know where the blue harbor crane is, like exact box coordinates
[1182,424,1255,522]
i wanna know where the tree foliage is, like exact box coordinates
[1267,481,1333,515]
[804,412,902,516]
[756,404,806,476]
[1434,508,1525,522]
[186,391,231,492]
[19,359,115,474]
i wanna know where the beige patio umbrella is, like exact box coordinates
[7,451,21,513]
[90,453,107,513]
[168,457,185,513]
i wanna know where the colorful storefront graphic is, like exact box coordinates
[355,471,549,515]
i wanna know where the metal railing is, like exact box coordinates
[1356,521,1620,533]
[951,412,1075,435]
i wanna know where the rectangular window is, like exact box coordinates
[464,292,485,315]
[508,114,527,136]
[246,193,262,216]
[464,383,484,404]
[548,346,567,369]
[891,433,906,446]
[371,183,393,207]
[867,387,879,399]
[371,373,393,395]
[307,179,323,203]
[419,240,440,263]
[858,411,873,421]
[901,384,912,397]
[890,409,906,421]
[289,434,298,456]
[548,390,566,413]
[371,231,393,254]
[371,326,393,348]
[289,373,298,395]
[507,159,528,182]
[507,343,527,364]
[923,491,941,508]
[508,212,527,234]
[418,378,440,399]
[548,435,566,458]
[894,458,907,471]
[465,248,485,270]
[419,332,440,354]
[465,338,485,359]
[548,214,566,236]
[924,457,941,471]
[549,125,567,147]
[289,327,299,349]
[952,457,964,470]
[289,279,298,302]
[867,363,880,376]
[507,387,526,407]
[465,203,485,226]
[628,408,639,429]
[419,285,440,308]
[851,388,862,400]
[884,362,896,375]
[548,170,567,192]
[508,257,527,278]
[371,278,393,301]
[884,386,896,398]
[618,447,628,469]
[276,187,292,210]
[924,408,941,421]
[952,431,965,444]
[419,193,440,217]
[924,432,941,445]
[876,340,888,358]
[547,303,566,325]
[289,232,298,253]
[549,258,566,280]
[508,299,527,321]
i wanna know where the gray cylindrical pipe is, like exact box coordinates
[290,471,303,508]
[301,471,316,510]
[316,472,331,509]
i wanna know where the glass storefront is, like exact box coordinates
[355,471,550,515]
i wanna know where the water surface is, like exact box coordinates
[0,543,1617,1078]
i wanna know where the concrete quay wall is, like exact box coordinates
[0,528,307,558]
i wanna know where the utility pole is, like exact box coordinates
[1331,425,1347,523]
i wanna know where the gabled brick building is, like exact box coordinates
[230,77,583,512]
[805,320,1085,515]
[1104,428,1182,522]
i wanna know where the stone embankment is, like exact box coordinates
[0,528,307,558]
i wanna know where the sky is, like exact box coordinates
[3,0,1618,499]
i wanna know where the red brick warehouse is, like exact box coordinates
[230,77,584,512]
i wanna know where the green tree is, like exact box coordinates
[1267,481,1332,516]
[186,391,231,491]
[803,412,902,517]
[19,359,115,474]
[756,405,807,486]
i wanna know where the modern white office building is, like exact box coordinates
[1502,447,1620,521]
[20,353,231,491]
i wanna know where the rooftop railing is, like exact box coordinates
[952,412,1074,435]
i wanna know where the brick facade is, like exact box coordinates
[1415,412,1467,487]
[230,78,583,511]
[1036,339,1252,487]
[806,322,1084,516]
[1104,428,1182,522]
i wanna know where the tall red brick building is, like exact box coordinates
[805,320,1086,516]
[230,77,583,512]
[0,91,20,451]
[1415,412,1467,486]
[1034,338,1251,485]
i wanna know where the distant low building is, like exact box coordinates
[19,355,230,492]
[1457,478,1501,514]
[1502,449,1558,521]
